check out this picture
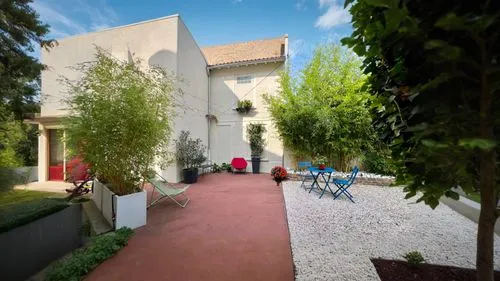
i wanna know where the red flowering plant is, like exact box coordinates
[270,166,288,186]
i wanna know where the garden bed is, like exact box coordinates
[0,203,82,281]
[372,259,500,281]
[0,190,67,233]
[282,182,500,281]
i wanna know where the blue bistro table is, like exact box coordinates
[308,167,336,198]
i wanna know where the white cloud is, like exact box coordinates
[31,1,87,35]
[318,0,335,8]
[315,1,351,29]
[31,0,119,38]
[75,0,118,31]
[295,0,307,11]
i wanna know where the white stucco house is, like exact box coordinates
[34,14,292,183]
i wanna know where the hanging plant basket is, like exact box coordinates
[235,99,253,114]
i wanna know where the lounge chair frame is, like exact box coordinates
[146,173,191,208]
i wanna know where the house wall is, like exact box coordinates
[209,62,285,173]
[38,15,181,182]
[161,17,209,182]
[41,15,179,117]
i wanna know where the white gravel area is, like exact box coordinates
[282,181,500,281]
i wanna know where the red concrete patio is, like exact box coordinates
[85,173,294,281]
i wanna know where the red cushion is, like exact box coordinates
[231,158,247,169]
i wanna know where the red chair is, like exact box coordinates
[231,158,247,174]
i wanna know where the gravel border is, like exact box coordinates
[282,181,500,281]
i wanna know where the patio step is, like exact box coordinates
[82,200,113,235]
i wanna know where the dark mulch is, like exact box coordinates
[371,258,500,281]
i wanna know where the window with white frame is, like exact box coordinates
[236,75,252,84]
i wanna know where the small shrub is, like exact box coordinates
[236,100,253,113]
[212,163,222,173]
[221,163,232,172]
[45,227,134,281]
[404,251,425,267]
[362,150,397,176]
[247,123,266,157]
[175,131,207,170]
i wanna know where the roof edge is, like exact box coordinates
[201,34,287,49]
[54,14,180,43]
[207,56,285,70]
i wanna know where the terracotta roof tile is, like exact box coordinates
[202,36,286,67]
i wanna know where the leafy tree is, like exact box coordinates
[342,0,499,280]
[0,107,25,191]
[0,0,53,171]
[0,0,54,117]
[266,45,374,171]
[64,48,178,195]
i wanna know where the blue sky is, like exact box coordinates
[31,0,353,73]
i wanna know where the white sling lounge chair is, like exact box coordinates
[145,173,191,208]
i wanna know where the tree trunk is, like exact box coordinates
[476,51,497,281]
[477,149,497,281]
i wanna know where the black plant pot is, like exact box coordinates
[251,157,261,174]
[182,168,198,184]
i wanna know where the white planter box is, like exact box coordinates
[92,180,147,230]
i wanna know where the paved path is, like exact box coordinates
[86,173,294,281]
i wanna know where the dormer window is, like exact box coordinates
[237,75,252,84]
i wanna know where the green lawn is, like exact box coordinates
[0,190,68,233]
[464,192,481,204]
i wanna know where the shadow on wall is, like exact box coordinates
[148,49,203,182]
[148,50,177,69]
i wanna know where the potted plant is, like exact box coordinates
[175,131,207,183]
[64,48,177,230]
[313,155,328,170]
[236,100,253,113]
[271,166,288,186]
[247,123,266,174]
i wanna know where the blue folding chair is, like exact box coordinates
[297,161,313,189]
[331,166,359,203]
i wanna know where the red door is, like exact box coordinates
[48,129,64,181]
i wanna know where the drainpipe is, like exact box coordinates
[207,67,211,161]
[282,34,289,167]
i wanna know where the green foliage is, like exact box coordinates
[403,251,425,267]
[175,130,207,170]
[0,190,67,233]
[236,100,253,113]
[344,1,499,278]
[266,45,375,171]
[220,162,232,172]
[343,0,500,207]
[0,108,26,191]
[44,227,134,281]
[0,0,55,119]
[0,112,24,168]
[15,124,38,166]
[312,155,328,166]
[211,163,222,173]
[247,123,266,157]
[363,150,396,176]
[64,48,178,195]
